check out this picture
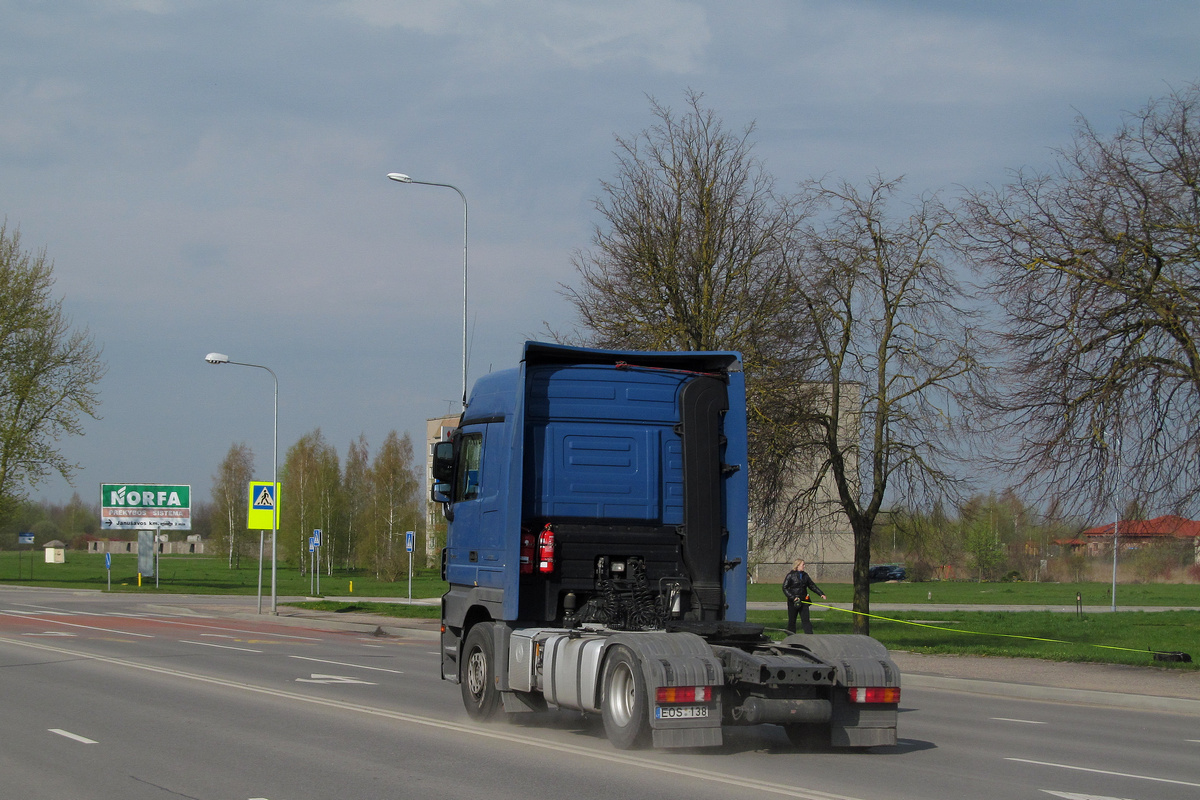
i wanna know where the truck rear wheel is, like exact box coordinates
[461,624,501,721]
[601,645,650,750]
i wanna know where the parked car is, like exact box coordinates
[869,564,907,582]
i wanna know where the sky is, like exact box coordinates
[3,0,1198,510]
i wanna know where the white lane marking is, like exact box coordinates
[0,611,153,638]
[49,729,97,744]
[24,632,76,637]
[4,610,41,614]
[102,614,322,641]
[289,655,404,674]
[992,717,1046,725]
[3,636,864,800]
[1008,758,1200,789]
[1042,792,1134,800]
[295,674,377,685]
[180,640,264,653]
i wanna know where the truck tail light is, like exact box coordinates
[656,686,712,704]
[519,531,536,575]
[537,524,556,574]
[847,687,900,704]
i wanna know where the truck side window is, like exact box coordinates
[456,433,483,501]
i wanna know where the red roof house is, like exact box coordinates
[1081,514,1200,559]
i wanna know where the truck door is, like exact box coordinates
[445,423,506,588]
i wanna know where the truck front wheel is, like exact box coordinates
[601,645,650,749]
[461,624,501,721]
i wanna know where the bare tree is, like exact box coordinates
[763,177,986,633]
[960,82,1200,514]
[210,442,254,568]
[0,223,105,524]
[563,91,800,364]
[561,92,813,570]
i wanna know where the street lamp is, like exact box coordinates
[386,172,469,410]
[205,352,278,614]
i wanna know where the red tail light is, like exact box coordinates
[537,524,556,574]
[656,686,712,703]
[847,687,900,704]
[519,532,536,574]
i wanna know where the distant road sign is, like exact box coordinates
[105,552,111,570]
[405,530,415,553]
[18,532,34,545]
[313,529,322,546]
[248,482,281,529]
[100,484,191,530]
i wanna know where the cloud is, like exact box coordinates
[334,0,710,73]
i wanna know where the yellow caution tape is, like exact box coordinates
[801,602,1178,657]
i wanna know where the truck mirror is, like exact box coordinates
[432,440,455,483]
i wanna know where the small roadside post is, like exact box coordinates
[313,529,322,596]
[105,552,111,591]
[308,536,316,595]
[406,530,415,600]
[18,532,34,579]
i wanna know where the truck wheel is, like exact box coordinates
[460,624,501,721]
[601,645,650,750]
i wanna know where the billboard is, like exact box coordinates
[101,484,192,530]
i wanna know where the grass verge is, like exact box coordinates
[747,579,1200,606]
[748,606,1200,670]
[285,600,440,619]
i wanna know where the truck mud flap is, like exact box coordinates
[606,631,725,748]
[781,634,900,747]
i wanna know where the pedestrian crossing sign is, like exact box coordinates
[247,481,281,530]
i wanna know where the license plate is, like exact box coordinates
[655,704,709,720]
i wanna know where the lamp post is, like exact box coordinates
[1111,433,1121,612]
[205,353,278,614]
[386,172,469,410]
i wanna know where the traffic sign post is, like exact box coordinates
[18,532,33,580]
[313,530,321,596]
[105,552,111,591]
[406,530,415,600]
[248,481,281,615]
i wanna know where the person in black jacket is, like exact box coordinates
[782,559,826,634]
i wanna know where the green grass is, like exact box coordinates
[5,551,1197,669]
[747,606,1200,670]
[0,551,448,597]
[747,579,1200,607]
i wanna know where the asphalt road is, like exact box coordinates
[1,586,1197,800]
